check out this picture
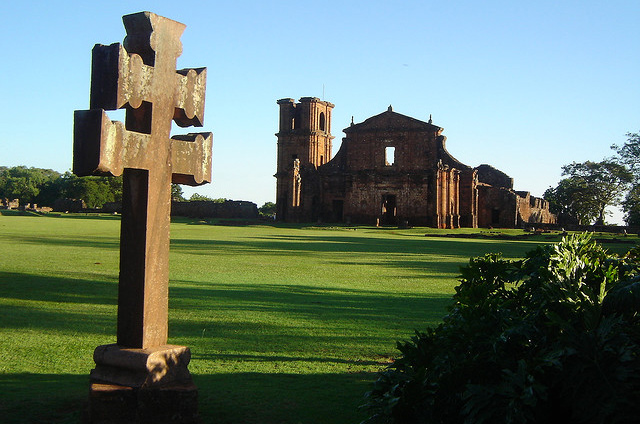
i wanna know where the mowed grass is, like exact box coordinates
[0,212,635,423]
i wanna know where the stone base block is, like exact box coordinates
[91,344,192,388]
[88,382,199,424]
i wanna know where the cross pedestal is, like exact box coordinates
[73,11,212,423]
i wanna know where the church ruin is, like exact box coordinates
[275,97,555,228]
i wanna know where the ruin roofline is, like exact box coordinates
[343,108,442,134]
[437,135,473,171]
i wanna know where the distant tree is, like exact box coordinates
[189,193,226,202]
[171,184,186,202]
[4,177,39,204]
[0,166,128,209]
[612,132,640,225]
[36,176,66,207]
[559,160,631,225]
[544,177,592,225]
[60,172,123,208]
[258,201,276,217]
[0,166,61,205]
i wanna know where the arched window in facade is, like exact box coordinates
[319,112,326,131]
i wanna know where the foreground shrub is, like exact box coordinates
[363,233,640,424]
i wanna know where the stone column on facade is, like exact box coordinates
[452,170,460,228]
[292,159,301,208]
[439,167,448,229]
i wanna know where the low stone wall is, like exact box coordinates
[51,198,258,219]
[53,198,86,213]
[523,222,639,234]
[170,200,258,219]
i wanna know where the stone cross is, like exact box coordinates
[74,11,212,351]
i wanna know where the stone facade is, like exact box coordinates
[275,97,555,228]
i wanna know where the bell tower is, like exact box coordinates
[275,97,334,221]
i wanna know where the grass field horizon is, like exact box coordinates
[1,212,636,423]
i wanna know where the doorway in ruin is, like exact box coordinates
[491,208,501,226]
[332,199,344,222]
[279,194,288,221]
[380,194,397,226]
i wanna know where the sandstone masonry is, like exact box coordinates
[275,97,555,228]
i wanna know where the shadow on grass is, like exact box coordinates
[0,272,117,335]
[167,282,453,363]
[0,276,407,423]
[169,282,452,331]
[47,213,122,221]
[3,234,120,250]
[0,272,116,306]
[193,352,383,366]
[193,371,377,424]
[0,270,451,346]
[0,373,88,424]
[171,232,542,259]
[0,371,376,424]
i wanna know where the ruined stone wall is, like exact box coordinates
[1,198,20,209]
[477,185,518,227]
[341,172,434,226]
[275,99,556,228]
[458,170,478,228]
[515,193,557,225]
[171,200,258,219]
[435,167,464,229]
[334,112,444,226]
[477,187,556,228]
[276,97,334,222]
[476,164,514,189]
[344,129,439,172]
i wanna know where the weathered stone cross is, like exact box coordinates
[74,11,211,357]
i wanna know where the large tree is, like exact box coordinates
[544,177,592,225]
[612,132,640,177]
[612,132,640,225]
[546,160,631,225]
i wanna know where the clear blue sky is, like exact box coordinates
[2,1,638,221]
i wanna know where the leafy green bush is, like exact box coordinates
[363,233,640,423]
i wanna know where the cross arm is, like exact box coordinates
[171,133,213,186]
[89,43,154,111]
[73,109,149,177]
[173,68,207,128]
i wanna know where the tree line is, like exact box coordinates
[0,166,227,209]
[5,129,638,223]
[544,132,640,226]
[0,167,123,208]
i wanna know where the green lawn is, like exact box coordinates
[0,212,635,423]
